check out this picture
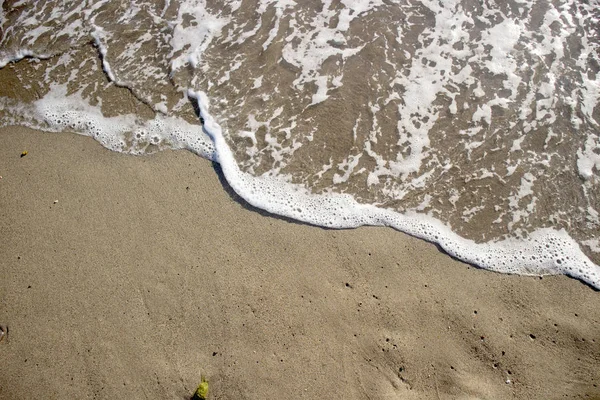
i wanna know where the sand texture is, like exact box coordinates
[1,126,599,399]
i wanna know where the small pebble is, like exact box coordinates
[54,200,58,204]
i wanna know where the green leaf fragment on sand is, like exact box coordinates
[193,375,209,400]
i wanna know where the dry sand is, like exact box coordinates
[0,126,599,399]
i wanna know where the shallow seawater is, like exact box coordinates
[1,0,599,286]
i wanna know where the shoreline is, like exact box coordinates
[1,126,599,399]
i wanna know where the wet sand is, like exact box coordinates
[0,126,599,399]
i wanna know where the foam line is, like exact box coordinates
[189,89,600,289]
[0,50,52,68]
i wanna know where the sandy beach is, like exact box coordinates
[0,126,599,399]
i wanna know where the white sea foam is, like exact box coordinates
[190,89,600,289]
[169,0,228,74]
[1,0,599,289]
[577,133,600,181]
[0,85,215,160]
[0,49,52,68]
